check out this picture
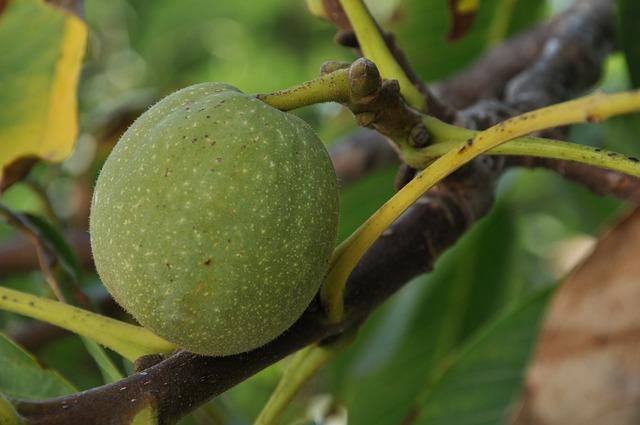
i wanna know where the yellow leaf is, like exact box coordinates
[0,0,87,186]
[455,0,479,13]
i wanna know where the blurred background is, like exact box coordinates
[0,0,638,424]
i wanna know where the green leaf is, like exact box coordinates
[80,337,124,383]
[0,331,76,399]
[617,0,640,88]
[0,0,87,186]
[412,287,553,425]
[131,407,158,425]
[120,0,349,93]
[223,366,284,424]
[338,166,397,243]
[331,203,526,424]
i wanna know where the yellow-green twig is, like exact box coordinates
[0,394,21,425]
[253,333,355,425]
[409,136,640,176]
[0,287,175,361]
[338,0,426,110]
[256,69,350,111]
[487,0,518,47]
[321,90,640,322]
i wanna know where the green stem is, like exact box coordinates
[256,69,350,111]
[0,287,175,361]
[81,337,124,382]
[305,0,327,19]
[254,333,355,425]
[404,135,640,176]
[0,394,22,425]
[486,0,518,47]
[338,0,426,110]
[423,115,476,142]
[131,407,158,425]
[321,89,640,322]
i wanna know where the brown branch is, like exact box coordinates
[8,1,623,424]
[14,156,498,425]
[0,0,625,369]
[502,0,615,112]
[455,0,614,127]
[506,157,640,203]
[329,129,398,187]
[432,24,550,110]
[432,0,613,110]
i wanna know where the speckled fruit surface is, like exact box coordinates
[90,83,339,356]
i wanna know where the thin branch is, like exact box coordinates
[506,156,640,202]
[432,0,612,110]
[0,228,92,277]
[323,90,640,321]
[337,0,425,109]
[14,160,496,424]
[0,286,175,362]
[0,206,68,302]
[417,136,640,177]
[321,0,455,121]
[329,129,398,186]
[254,331,355,425]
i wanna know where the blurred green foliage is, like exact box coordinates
[394,0,546,81]
[0,332,76,399]
[1,0,638,424]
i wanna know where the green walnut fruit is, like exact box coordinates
[90,83,339,356]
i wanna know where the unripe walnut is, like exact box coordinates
[90,83,339,356]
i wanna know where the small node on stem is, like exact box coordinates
[134,354,167,372]
[257,59,427,156]
[320,89,640,324]
[381,79,401,97]
[409,123,430,148]
[337,0,426,110]
[348,58,381,102]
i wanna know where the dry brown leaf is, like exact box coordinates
[447,0,479,41]
[511,207,640,425]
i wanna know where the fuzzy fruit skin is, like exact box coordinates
[90,83,339,356]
